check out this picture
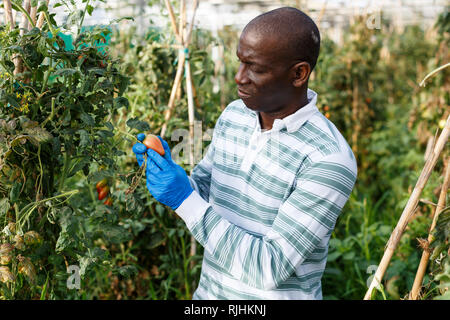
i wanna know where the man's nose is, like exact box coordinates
[234,63,250,85]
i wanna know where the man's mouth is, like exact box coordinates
[237,88,251,99]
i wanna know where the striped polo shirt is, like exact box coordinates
[176,88,357,300]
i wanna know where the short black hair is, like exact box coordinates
[243,7,321,71]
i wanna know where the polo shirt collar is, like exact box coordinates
[251,88,319,133]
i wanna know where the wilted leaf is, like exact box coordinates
[17,255,36,282]
[23,126,53,145]
[23,231,42,246]
[0,266,15,283]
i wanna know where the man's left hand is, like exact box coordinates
[132,135,194,210]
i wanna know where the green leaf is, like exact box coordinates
[9,182,22,204]
[96,129,114,139]
[326,251,342,262]
[6,94,20,108]
[78,129,91,147]
[147,231,165,249]
[343,251,356,260]
[88,170,114,185]
[86,4,94,15]
[126,117,150,132]
[79,247,108,276]
[114,96,129,109]
[105,122,114,131]
[100,225,131,244]
[80,112,95,127]
[115,265,138,278]
[55,231,76,253]
[0,198,11,218]
[68,156,91,177]
[53,68,79,77]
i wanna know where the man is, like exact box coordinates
[133,7,357,299]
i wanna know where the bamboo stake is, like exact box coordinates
[179,0,186,45]
[351,83,359,155]
[164,0,180,42]
[364,115,450,300]
[160,0,200,139]
[160,0,184,139]
[15,0,32,76]
[409,158,449,300]
[161,51,186,139]
[316,0,327,26]
[184,0,198,45]
[20,0,31,35]
[3,0,23,76]
[30,2,38,25]
[3,0,15,28]
[36,0,49,29]
[2,5,6,25]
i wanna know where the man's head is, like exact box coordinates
[235,7,320,113]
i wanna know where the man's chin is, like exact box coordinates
[241,99,260,112]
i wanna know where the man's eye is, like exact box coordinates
[251,66,264,73]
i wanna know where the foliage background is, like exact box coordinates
[0,1,449,300]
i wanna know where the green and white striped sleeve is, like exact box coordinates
[176,152,357,290]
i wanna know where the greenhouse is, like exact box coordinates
[0,0,448,303]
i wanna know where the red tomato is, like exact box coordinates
[103,197,113,206]
[143,134,165,156]
[96,178,107,190]
[98,186,109,200]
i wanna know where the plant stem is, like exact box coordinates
[115,128,136,140]
[10,2,36,29]
[58,152,70,192]
[180,235,190,299]
[419,62,450,87]
[17,189,80,229]
[43,11,57,35]
[77,0,90,37]
[41,97,55,128]
[41,56,52,95]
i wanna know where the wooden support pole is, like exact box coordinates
[364,115,450,299]
[3,0,15,28]
[160,0,200,139]
[184,0,199,45]
[179,0,186,45]
[36,0,50,29]
[164,0,180,42]
[20,0,31,36]
[409,158,449,300]
[161,50,186,139]
[30,1,38,25]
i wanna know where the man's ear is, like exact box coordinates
[291,61,311,88]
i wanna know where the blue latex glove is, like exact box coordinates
[132,133,147,167]
[132,134,194,210]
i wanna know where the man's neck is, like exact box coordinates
[258,94,309,131]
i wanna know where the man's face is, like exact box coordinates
[235,30,295,113]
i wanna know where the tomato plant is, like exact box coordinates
[0,1,132,299]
